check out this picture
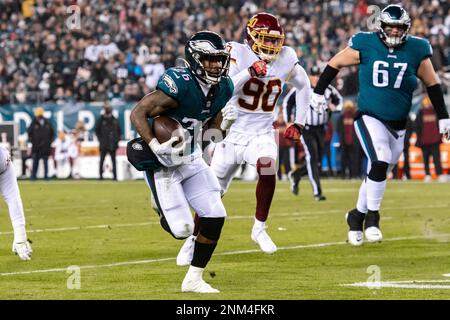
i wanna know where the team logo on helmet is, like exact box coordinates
[185,31,230,85]
[245,12,285,61]
[378,5,411,47]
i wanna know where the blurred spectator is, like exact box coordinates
[144,54,165,91]
[414,96,446,182]
[337,100,360,179]
[323,119,334,177]
[393,116,414,180]
[27,107,55,180]
[95,103,121,180]
[18,136,31,178]
[0,0,447,105]
[53,131,73,179]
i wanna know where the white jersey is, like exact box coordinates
[226,42,311,134]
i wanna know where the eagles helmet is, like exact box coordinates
[185,31,230,85]
[378,4,411,47]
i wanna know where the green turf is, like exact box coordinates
[0,179,450,299]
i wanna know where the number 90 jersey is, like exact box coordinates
[226,42,300,133]
[349,32,432,121]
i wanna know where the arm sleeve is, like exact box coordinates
[427,84,449,120]
[227,43,252,92]
[287,63,311,126]
[281,87,296,123]
[230,67,251,93]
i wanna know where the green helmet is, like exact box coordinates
[378,4,411,47]
[185,31,230,85]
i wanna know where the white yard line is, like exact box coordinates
[340,282,450,289]
[2,233,450,277]
[0,203,444,236]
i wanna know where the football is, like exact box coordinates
[152,116,185,147]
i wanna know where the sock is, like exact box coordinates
[347,208,365,231]
[255,158,276,222]
[366,178,386,211]
[292,167,302,185]
[253,218,266,230]
[191,241,217,268]
[356,178,368,213]
[185,265,204,282]
[365,210,380,228]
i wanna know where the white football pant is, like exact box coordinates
[144,155,226,239]
[0,146,27,242]
[211,131,278,195]
[354,115,405,213]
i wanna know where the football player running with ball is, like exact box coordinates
[176,12,313,262]
[130,31,235,293]
[311,4,450,246]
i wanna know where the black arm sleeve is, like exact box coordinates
[313,65,339,95]
[286,92,296,122]
[427,84,449,120]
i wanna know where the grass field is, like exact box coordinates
[1,179,450,300]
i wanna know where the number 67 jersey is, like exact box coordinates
[349,32,433,121]
[226,41,310,135]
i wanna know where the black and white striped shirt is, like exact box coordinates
[283,85,343,126]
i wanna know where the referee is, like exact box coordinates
[284,66,342,201]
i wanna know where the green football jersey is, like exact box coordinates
[349,32,433,121]
[156,67,234,152]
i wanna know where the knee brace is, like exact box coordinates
[199,217,225,241]
[368,161,389,182]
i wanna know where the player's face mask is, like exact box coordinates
[378,5,411,48]
[249,30,284,61]
[380,23,409,47]
[187,39,231,85]
[200,55,229,84]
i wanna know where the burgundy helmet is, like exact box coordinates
[245,12,285,61]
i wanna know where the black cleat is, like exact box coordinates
[288,171,299,196]
[314,194,326,201]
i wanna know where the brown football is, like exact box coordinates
[152,116,185,147]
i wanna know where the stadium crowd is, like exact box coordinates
[0,0,449,105]
[0,0,449,180]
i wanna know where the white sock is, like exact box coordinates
[253,218,266,230]
[366,178,387,211]
[356,179,368,213]
[13,225,27,243]
[185,266,204,282]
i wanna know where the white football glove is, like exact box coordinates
[310,92,328,113]
[439,119,450,140]
[12,241,33,261]
[149,137,187,167]
[220,105,237,131]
